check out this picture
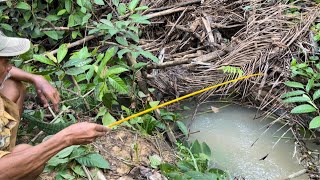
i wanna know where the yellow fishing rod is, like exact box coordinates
[108,73,262,128]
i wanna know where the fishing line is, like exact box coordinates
[108,73,263,128]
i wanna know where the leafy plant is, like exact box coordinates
[282,56,320,129]
[219,66,243,77]
[160,141,228,180]
[45,145,110,179]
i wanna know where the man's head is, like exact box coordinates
[0,31,30,87]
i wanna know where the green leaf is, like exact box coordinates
[306,79,314,93]
[47,157,69,167]
[102,113,116,126]
[149,101,160,108]
[63,58,83,68]
[133,62,148,69]
[186,171,205,179]
[115,36,129,46]
[44,31,59,40]
[149,155,162,168]
[176,121,188,137]
[57,44,68,63]
[118,48,131,59]
[108,75,128,93]
[284,81,304,89]
[71,165,86,177]
[65,0,72,13]
[202,142,211,157]
[291,104,317,114]
[159,163,179,174]
[191,140,202,154]
[140,51,159,63]
[117,3,127,15]
[281,90,305,99]
[128,0,140,11]
[283,95,311,103]
[313,89,320,100]
[310,56,319,61]
[94,0,105,5]
[66,66,91,75]
[309,116,320,129]
[129,14,150,24]
[100,19,114,27]
[16,2,31,10]
[56,146,78,159]
[33,54,55,66]
[57,9,67,15]
[112,0,119,6]
[106,66,128,76]
[98,47,116,75]
[1,24,13,31]
[135,6,149,11]
[76,153,110,169]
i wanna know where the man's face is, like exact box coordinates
[0,57,12,86]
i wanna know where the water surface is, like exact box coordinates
[183,102,310,179]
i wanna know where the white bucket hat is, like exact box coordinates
[0,31,30,57]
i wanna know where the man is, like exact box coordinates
[0,32,110,179]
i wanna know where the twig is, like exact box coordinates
[82,165,93,180]
[147,50,227,69]
[278,169,307,180]
[201,15,215,45]
[96,170,107,180]
[161,8,188,44]
[49,33,104,55]
[40,26,95,31]
[147,0,201,12]
[60,88,95,104]
[146,7,190,19]
[71,76,90,112]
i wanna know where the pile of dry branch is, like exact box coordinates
[137,0,320,178]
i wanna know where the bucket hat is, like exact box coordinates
[0,31,30,57]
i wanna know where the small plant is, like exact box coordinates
[45,145,110,179]
[282,56,320,129]
[311,22,320,43]
[159,140,228,180]
[219,66,243,77]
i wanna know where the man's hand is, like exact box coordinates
[60,122,110,146]
[32,75,60,111]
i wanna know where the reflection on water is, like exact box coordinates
[182,102,310,180]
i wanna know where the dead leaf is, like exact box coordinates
[210,106,219,113]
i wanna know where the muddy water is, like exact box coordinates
[182,102,311,180]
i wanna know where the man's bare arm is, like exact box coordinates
[0,130,68,179]
[0,122,109,180]
[9,67,60,111]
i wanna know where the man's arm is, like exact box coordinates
[0,122,109,180]
[9,67,60,111]
[0,130,68,179]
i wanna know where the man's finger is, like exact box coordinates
[95,132,106,137]
[38,91,49,108]
[45,91,59,111]
[94,125,110,132]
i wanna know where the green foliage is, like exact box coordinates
[46,145,110,179]
[160,141,228,180]
[219,66,243,77]
[282,56,320,129]
[311,22,320,43]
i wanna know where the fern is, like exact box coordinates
[219,66,243,76]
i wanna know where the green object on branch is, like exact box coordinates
[23,113,74,135]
